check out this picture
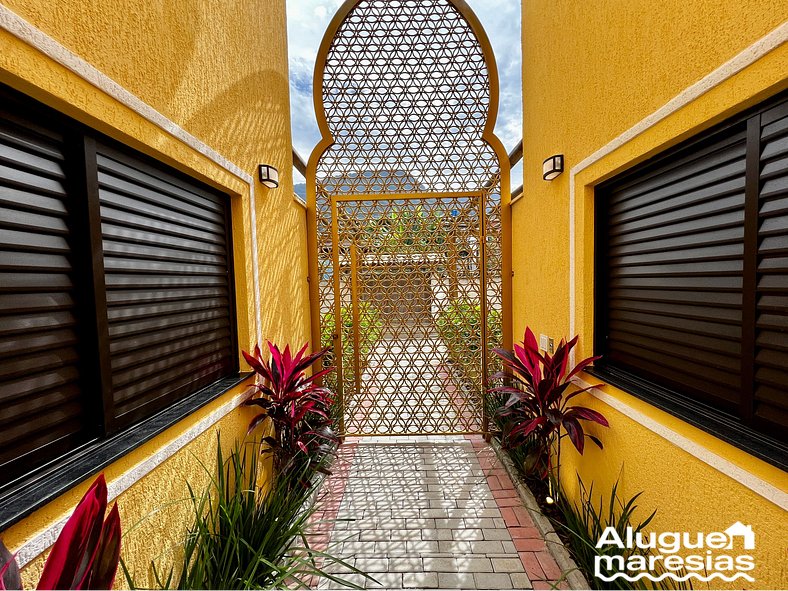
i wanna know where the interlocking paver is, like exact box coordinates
[315,437,568,589]
[402,571,439,588]
[491,557,526,573]
[474,572,515,589]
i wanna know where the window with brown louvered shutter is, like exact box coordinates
[0,84,238,490]
[596,91,787,458]
[0,100,91,484]
[96,143,236,428]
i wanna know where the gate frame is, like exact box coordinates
[305,0,513,437]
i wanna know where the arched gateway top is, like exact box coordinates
[308,0,508,195]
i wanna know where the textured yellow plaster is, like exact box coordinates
[516,1,788,588]
[0,0,309,586]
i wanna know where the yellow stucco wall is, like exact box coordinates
[0,0,309,586]
[515,1,788,588]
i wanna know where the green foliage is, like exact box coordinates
[435,298,502,386]
[553,476,692,591]
[357,207,447,254]
[321,301,383,395]
[123,436,368,590]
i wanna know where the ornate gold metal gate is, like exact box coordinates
[307,0,512,436]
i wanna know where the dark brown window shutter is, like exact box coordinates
[95,143,236,428]
[600,127,748,413]
[755,101,788,435]
[0,106,89,482]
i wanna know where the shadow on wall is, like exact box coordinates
[181,67,310,351]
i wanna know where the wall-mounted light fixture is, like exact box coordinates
[258,164,279,188]
[542,154,564,181]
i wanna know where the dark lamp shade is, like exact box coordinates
[542,154,564,180]
[258,164,279,188]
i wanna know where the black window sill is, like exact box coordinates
[585,366,788,473]
[0,372,252,532]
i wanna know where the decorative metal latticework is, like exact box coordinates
[308,0,511,436]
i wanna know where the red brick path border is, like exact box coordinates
[466,435,569,589]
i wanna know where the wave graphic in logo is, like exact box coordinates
[595,572,755,583]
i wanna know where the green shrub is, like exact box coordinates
[553,476,692,590]
[435,298,502,386]
[124,436,368,590]
[321,301,383,397]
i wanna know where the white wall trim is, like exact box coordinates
[14,391,249,567]
[0,3,263,343]
[573,378,788,511]
[567,21,788,340]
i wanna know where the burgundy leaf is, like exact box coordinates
[37,475,108,590]
[566,354,602,381]
[0,540,21,591]
[562,417,585,454]
[587,434,604,450]
[564,406,609,427]
[509,416,547,440]
[242,349,268,378]
[85,503,121,590]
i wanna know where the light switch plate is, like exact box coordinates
[539,334,549,352]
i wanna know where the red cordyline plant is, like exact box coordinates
[0,474,121,590]
[491,328,609,491]
[242,342,338,479]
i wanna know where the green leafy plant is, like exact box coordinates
[492,327,608,487]
[0,474,121,590]
[321,301,383,396]
[123,436,368,590]
[553,476,692,590]
[435,298,502,386]
[242,342,337,479]
[359,206,447,254]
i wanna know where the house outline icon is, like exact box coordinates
[724,522,755,550]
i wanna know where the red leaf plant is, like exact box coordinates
[491,328,609,488]
[0,474,121,591]
[242,342,338,479]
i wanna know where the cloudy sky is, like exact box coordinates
[286,0,523,187]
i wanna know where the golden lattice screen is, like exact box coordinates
[308,0,509,435]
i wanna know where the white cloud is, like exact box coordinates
[286,0,522,164]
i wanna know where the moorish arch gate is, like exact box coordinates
[307,0,512,436]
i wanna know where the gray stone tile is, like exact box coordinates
[406,539,441,554]
[434,518,464,528]
[366,572,403,588]
[388,529,422,541]
[437,572,476,589]
[452,528,485,541]
[354,556,389,573]
[421,528,454,541]
[474,572,516,589]
[359,529,391,541]
[482,528,513,541]
[501,541,517,553]
[454,557,494,573]
[462,517,497,528]
[491,558,525,573]
[510,573,533,589]
[402,571,438,588]
[387,557,423,572]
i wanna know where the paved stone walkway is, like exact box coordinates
[312,436,567,590]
